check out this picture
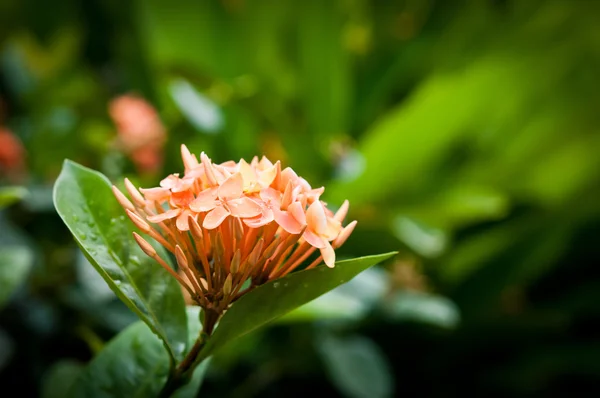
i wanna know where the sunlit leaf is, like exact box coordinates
[53,160,187,361]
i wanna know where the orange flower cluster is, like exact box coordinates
[112,145,356,312]
[109,95,166,174]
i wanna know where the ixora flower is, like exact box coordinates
[112,145,357,315]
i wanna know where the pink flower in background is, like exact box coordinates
[0,127,26,179]
[109,94,166,174]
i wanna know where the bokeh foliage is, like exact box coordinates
[1,0,599,397]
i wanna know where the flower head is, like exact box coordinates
[113,145,356,314]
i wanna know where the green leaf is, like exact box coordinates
[318,334,394,398]
[0,186,27,208]
[69,307,207,398]
[197,252,396,363]
[53,160,187,361]
[41,360,84,398]
[0,246,33,308]
[69,319,170,398]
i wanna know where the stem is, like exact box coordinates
[158,310,219,397]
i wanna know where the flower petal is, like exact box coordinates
[171,176,195,193]
[160,174,180,189]
[170,190,194,207]
[220,160,238,169]
[258,162,278,188]
[203,205,230,229]
[139,187,170,202]
[280,167,298,190]
[320,241,336,268]
[176,209,196,231]
[243,208,274,228]
[333,220,357,248]
[288,201,307,225]
[147,208,181,223]
[258,156,274,169]
[218,172,244,200]
[334,200,349,222]
[201,152,218,186]
[303,229,327,248]
[297,177,313,192]
[181,144,198,171]
[323,216,342,241]
[238,159,257,190]
[189,188,218,212]
[227,197,263,218]
[281,181,294,209]
[259,187,281,205]
[306,201,327,234]
[273,209,303,234]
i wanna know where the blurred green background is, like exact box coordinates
[1,0,600,397]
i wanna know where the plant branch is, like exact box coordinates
[158,310,219,397]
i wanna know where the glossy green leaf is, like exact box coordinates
[69,307,208,398]
[53,160,187,361]
[0,186,27,208]
[197,252,396,362]
[318,334,393,398]
[0,246,33,308]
